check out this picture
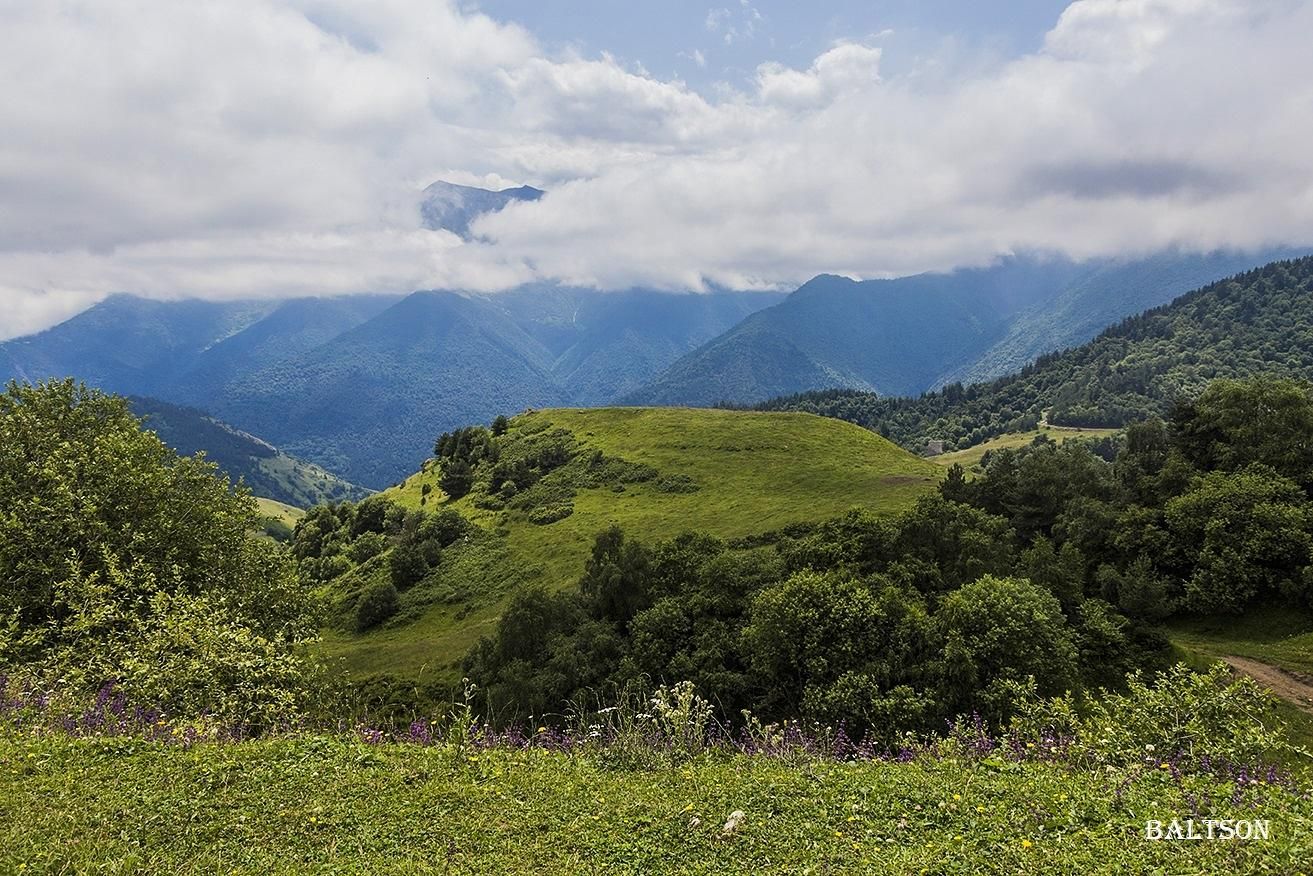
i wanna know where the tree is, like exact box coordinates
[579,526,652,627]
[491,414,510,436]
[0,380,320,723]
[389,542,429,590]
[934,575,1078,715]
[1173,377,1313,485]
[1165,465,1311,613]
[439,458,474,499]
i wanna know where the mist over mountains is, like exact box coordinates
[626,248,1304,406]
[420,180,545,240]
[2,183,1302,490]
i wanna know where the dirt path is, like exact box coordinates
[1223,656,1313,715]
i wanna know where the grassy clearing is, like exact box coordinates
[1168,607,1313,676]
[323,408,940,679]
[3,735,1309,874]
[255,497,306,527]
[929,426,1120,469]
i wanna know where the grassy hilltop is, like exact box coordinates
[317,407,940,680]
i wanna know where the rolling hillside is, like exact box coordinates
[129,397,370,507]
[316,407,941,679]
[628,249,1301,406]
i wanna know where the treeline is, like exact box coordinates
[750,256,1313,453]
[468,377,1313,737]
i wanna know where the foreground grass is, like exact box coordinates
[325,408,940,679]
[3,734,1310,875]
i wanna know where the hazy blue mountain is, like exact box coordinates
[0,295,275,395]
[488,287,786,404]
[758,255,1313,453]
[161,294,404,405]
[0,293,399,401]
[626,250,1298,406]
[128,396,370,507]
[420,180,544,239]
[0,286,782,488]
[936,247,1307,388]
[625,259,1085,405]
[209,291,569,488]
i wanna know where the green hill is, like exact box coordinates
[314,407,940,679]
[759,256,1313,454]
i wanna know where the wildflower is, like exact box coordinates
[952,794,961,801]
[1021,839,1033,849]
[1160,763,1170,770]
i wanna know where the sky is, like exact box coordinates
[2,0,1312,339]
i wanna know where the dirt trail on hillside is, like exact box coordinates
[1223,656,1313,715]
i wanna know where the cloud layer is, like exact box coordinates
[2,0,1312,337]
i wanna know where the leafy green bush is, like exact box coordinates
[356,580,401,631]
[527,502,574,525]
[1009,663,1294,768]
[0,380,322,725]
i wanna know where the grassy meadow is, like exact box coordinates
[319,408,941,679]
[4,734,1310,875]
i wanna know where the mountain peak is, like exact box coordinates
[419,180,544,239]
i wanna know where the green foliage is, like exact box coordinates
[439,459,475,500]
[934,576,1078,716]
[0,380,321,724]
[1165,466,1311,613]
[355,580,401,632]
[1011,663,1295,768]
[388,543,430,591]
[1174,377,1313,484]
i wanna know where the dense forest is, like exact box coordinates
[752,257,1313,454]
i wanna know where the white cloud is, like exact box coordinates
[1,0,1312,338]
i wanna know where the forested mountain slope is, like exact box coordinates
[629,249,1299,406]
[127,397,370,507]
[757,256,1313,453]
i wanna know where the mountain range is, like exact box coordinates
[625,248,1305,406]
[2,180,1304,489]
[758,255,1313,453]
[1,286,781,487]
[128,396,369,507]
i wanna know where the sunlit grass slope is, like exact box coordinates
[320,408,940,679]
[930,426,1120,469]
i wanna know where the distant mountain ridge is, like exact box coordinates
[626,249,1304,406]
[757,255,1313,453]
[420,180,544,239]
[1,287,782,487]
